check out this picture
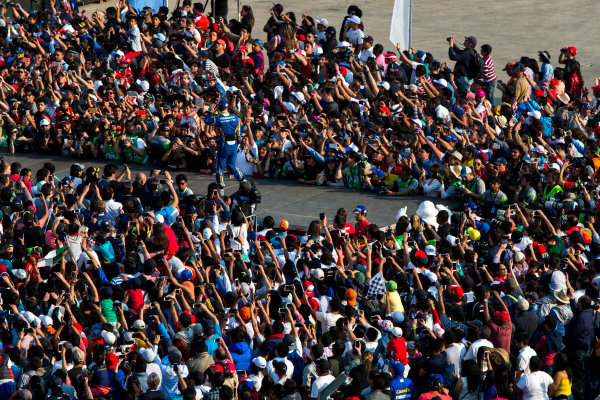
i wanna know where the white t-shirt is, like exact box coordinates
[516,371,553,400]
[236,144,259,176]
[346,28,364,45]
[315,311,343,333]
[104,199,123,225]
[464,338,494,361]
[518,346,538,374]
[311,375,335,398]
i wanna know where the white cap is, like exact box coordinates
[136,79,150,92]
[377,81,390,91]
[548,163,561,171]
[348,15,361,24]
[514,252,525,263]
[316,18,328,26]
[291,91,306,104]
[202,227,212,240]
[311,268,325,280]
[132,319,146,330]
[40,118,50,126]
[336,41,351,48]
[140,348,156,363]
[424,245,436,257]
[252,356,267,368]
[154,214,165,224]
[433,79,448,88]
[40,315,53,326]
[518,298,530,311]
[101,330,117,345]
[527,110,542,120]
[390,327,403,337]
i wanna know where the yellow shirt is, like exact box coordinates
[381,291,404,314]
[554,371,571,397]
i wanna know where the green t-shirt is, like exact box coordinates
[99,298,118,323]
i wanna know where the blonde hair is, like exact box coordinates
[361,351,373,372]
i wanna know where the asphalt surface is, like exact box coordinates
[1,153,440,228]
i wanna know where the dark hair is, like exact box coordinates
[529,356,542,372]
[481,44,492,55]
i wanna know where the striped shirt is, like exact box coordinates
[203,58,220,77]
[483,55,497,83]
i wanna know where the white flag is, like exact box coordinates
[389,0,412,51]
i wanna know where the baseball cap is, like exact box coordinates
[39,118,50,126]
[325,26,336,35]
[464,36,477,46]
[344,288,357,306]
[518,298,530,311]
[460,166,472,177]
[495,157,508,165]
[252,356,267,369]
[316,18,328,26]
[347,15,360,24]
[449,285,464,300]
[279,219,289,230]
[353,205,367,215]
[385,280,397,291]
[311,268,325,280]
[253,39,264,47]
[132,319,146,330]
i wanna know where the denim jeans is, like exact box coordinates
[483,81,497,107]
[569,348,593,400]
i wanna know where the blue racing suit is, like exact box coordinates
[204,111,244,188]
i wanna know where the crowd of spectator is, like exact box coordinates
[0,0,600,400]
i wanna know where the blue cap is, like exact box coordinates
[326,156,338,163]
[452,107,465,117]
[390,360,405,375]
[476,221,490,234]
[495,157,508,165]
[61,176,73,185]
[371,169,385,178]
[325,26,336,35]
[444,134,459,143]
[198,49,209,58]
[219,210,231,220]
[353,205,367,215]
[185,205,198,215]
[337,131,348,140]
[180,269,192,281]
[218,99,228,110]
[253,39,264,47]
[274,61,286,69]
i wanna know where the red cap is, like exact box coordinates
[298,34,306,41]
[568,46,577,56]
[120,56,131,64]
[550,79,558,88]
[415,250,427,259]
[449,285,464,300]
[72,323,83,333]
[494,310,510,323]
[302,281,315,297]
[308,297,319,311]
[339,66,348,76]
[222,359,236,375]
[532,241,546,256]
[534,89,545,97]
[210,364,224,373]
[379,106,390,115]
[106,353,118,371]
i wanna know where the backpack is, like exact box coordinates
[469,50,485,80]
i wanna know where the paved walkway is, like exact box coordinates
[2,153,441,228]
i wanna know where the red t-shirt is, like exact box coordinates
[127,288,144,315]
[355,219,370,237]
[487,319,512,352]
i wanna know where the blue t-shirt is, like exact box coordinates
[157,205,174,225]
[204,324,223,355]
[390,376,414,400]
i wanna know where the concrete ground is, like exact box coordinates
[80,0,600,84]
[1,153,440,228]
